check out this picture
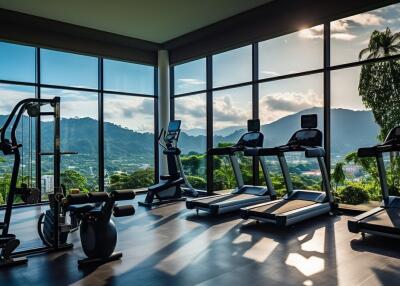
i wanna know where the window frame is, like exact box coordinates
[171,6,400,203]
[0,45,158,205]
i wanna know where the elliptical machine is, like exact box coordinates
[139,120,198,207]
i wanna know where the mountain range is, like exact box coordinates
[0,107,380,167]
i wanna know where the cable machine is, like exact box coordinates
[0,97,73,267]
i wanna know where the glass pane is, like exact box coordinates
[104,59,154,95]
[331,61,399,207]
[0,84,36,205]
[212,86,252,191]
[41,49,98,88]
[174,58,206,95]
[41,88,99,193]
[174,94,207,190]
[331,3,400,65]
[0,42,35,82]
[104,95,155,191]
[259,74,323,193]
[259,25,323,79]
[213,45,252,88]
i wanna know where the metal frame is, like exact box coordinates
[170,15,400,197]
[0,46,158,206]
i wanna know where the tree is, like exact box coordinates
[345,152,379,186]
[359,27,400,140]
[332,162,346,192]
[109,168,155,191]
[181,155,202,176]
[359,28,400,60]
[61,169,89,193]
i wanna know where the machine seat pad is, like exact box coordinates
[66,203,97,214]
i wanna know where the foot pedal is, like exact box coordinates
[1,238,20,258]
[0,256,28,268]
[78,252,123,268]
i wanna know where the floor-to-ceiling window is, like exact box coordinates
[171,1,400,207]
[103,59,155,191]
[173,59,207,190]
[330,3,400,207]
[0,42,156,205]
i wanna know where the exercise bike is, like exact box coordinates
[139,120,198,207]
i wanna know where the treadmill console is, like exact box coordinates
[247,119,260,132]
[301,114,318,129]
[236,119,263,148]
[288,114,322,147]
[168,120,181,133]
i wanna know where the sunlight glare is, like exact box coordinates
[285,253,325,277]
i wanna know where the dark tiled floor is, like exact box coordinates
[1,194,399,286]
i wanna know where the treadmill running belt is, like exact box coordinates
[360,209,400,234]
[192,194,259,207]
[249,199,316,215]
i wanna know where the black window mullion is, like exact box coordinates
[170,66,175,121]
[252,43,260,186]
[323,23,331,180]
[98,58,104,191]
[154,67,160,183]
[35,47,42,200]
[206,56,213,195]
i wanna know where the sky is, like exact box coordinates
[0,3,399,133]
[174,2,400,130]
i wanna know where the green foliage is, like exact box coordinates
[187,176,206,189]
[359,28,400,140]
[332,162,346,191]
[61,169,89,193]
[338,183,370,205]
[345,152,379,184]
[0,192,3,205]
[181,154,204,175]
[109,168,155,191]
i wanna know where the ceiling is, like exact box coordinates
[0,0,274,43]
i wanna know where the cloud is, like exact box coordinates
[213,96,251,128]
[299,12,384,42]
[0,87,34,114]
[174,95,206,129]
[298,25,324,39]
[260,89,322,123]
[178,78,206,85]
[176,78,206,93]
[346,13,384,26]
[331,33,357,41]
[103,97,154,132]
[261,70,280,77]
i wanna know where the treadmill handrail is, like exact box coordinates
[208,145,244,156]
[358,144,400,157]
[243,145,323,157]
[305,147,326,158]
[243,147,279,157]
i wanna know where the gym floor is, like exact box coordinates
[1,194,399,286]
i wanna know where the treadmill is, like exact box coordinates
[348,126,400,239]
[240,114,335,227]
[186,119,276,215]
